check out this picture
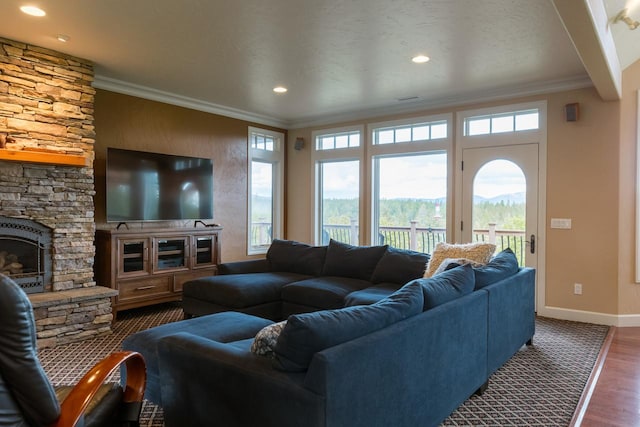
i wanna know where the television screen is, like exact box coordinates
[106,148,213,222]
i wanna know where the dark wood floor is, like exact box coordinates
[571,326,640,427]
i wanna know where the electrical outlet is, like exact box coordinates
[574,283,583,295]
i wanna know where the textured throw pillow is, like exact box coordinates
[424,242,496,278]
[251,320,287,359]
[370,247,430,285]
[418,264,476,310]
[273,280,423,372]
[473,248,520,289]
[321,239,388,281]
[267,239,327,276]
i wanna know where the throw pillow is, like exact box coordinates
[321,239,388,281]
[370,247,430,285]
[424,242,496,278]
[273,280,423,372]
[251,320,287,359]
[473,248,520,289]
[418,264,476,310]
[267,239,327,276]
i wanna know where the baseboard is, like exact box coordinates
[538,306,640,326]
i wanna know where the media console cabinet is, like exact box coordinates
[95,227,222,315]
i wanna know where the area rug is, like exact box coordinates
[39,303,608,427]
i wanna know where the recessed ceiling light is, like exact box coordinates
[56,34,70,42]
[412,55,430,64]
[20,5,46,17]
[273,86,288,94]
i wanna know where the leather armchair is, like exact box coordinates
[0,274,146,427]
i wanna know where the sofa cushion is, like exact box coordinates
[267,239,327,276]
[419,264,475,310]
[273,280,423,372]
[183,272,309,308]
[344,283,401,306]
[370,247,429,284]
[251,320,287,359]
[473,248,520,289]
[282,277,371,310]
[321,239,388,281]
[424,242,496,278]
[433,257,485,276]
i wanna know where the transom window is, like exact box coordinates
[316,131,360,150]
[251,132,277,151]
[464,109,539,136]
[373,120,447,145]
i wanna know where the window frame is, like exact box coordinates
[247,127,284,255]
[367,114,453,249]
[311,125,365,245]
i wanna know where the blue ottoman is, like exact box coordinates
[122,311,273,404]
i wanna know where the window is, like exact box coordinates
[372,153,447,253]
[312,126,363,245]
[369,115,452,252]
[248,127,284,254]
[316,130,360,150]
[464,109,539,136]
[373,120,447,145]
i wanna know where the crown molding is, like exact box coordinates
[92,75,290,129]
[94,74,593,131]
[287,74,594,129]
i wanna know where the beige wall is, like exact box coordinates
[94,89,286,262]
[286,87,627,316]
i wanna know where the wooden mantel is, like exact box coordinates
[0,148,88,167]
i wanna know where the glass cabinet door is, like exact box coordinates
[154,237,189,272]
[118,239,150,276]
[193,236,216,267]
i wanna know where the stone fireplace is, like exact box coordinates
[0,37,116,347]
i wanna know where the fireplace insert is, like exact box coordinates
[0,216,52,293]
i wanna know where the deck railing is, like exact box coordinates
[251,221,526,265]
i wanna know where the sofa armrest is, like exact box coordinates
[481,267,536,375]
[217,259,269,275]
[157,333,325,427]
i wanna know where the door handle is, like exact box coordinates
[525,234,535,254]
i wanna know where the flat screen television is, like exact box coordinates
[106,148,213,222]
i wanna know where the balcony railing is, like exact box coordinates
[251,221,526,266]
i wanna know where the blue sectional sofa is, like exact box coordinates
[123,239,535,427]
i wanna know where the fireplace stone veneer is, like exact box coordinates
[0,37,117,347]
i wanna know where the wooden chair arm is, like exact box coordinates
[52,351,146,427]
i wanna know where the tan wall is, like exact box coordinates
[286,87,624,315]
[619,60,640,315]
[94,89,286,262]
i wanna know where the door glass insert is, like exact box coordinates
[472,159,526,265]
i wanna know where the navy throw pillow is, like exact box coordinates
[370,247,430,285]
[273,280,423,372]
[418,264,475,310]
[266,239,327,276]
[321,239,388,281]
[473,248,520,290]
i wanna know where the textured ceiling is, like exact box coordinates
[0,0,632,128]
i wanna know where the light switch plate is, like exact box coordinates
[550,218,572,229]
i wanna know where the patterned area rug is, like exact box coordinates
[39,304,608,427]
